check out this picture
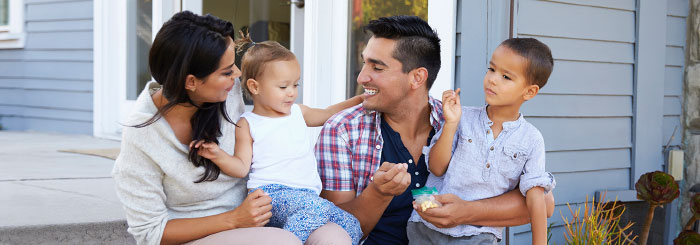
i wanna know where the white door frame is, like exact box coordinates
[93,0,126,139]
[94,0,180,139]
[428,0,457,99]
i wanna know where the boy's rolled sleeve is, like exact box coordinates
[519,135,556,197]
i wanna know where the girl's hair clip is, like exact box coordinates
[235,30,255,54]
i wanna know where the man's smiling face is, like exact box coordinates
[357,36,412,112]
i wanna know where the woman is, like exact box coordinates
[112,11,350,245]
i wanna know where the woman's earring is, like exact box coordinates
[189,87,196,92]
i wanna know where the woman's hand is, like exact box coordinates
[441,88,462,124]
[224,189,273,229]
[190,140,227,161]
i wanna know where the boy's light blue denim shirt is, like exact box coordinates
[408,105,556,240]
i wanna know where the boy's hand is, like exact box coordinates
[441,88,462,124]
[190,140,226,160]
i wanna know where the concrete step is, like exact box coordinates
[0,131,133,244]
[0,221,134,245]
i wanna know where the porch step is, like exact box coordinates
[0,131,133,244]
[0,221,134,245]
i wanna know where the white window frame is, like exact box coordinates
[0,0,25,49]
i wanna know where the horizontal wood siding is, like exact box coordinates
[512,0,636,242]
[0,0,93,134]
[663,0,687,149]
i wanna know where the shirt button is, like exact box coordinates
[375,145,381,150]
[415,171,419,175]
[408,159,413,164]
[415,183,420,187]
[487,130,490,134]
[468,139,472,143]
[486,163,490,168]
[490,146,494,151]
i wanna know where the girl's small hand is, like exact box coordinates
[189,140,225,160]
[441,88,462,124]
[225,189,273,229]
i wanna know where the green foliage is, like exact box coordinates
[692,193,700,219]
[635,171,680,245]
[674,230,700,245]
[635,171,680,205]
[352,0,428,28]
[561,193,636,245]
[547,222,556,245]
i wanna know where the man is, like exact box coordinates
[315,15,554,244]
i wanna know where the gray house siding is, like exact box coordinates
[455,0,688,243]
[512,1,637,243]
[664,0,687,151]
[661,2,687,243]
[454,0,654,244]
[0,0,93,134]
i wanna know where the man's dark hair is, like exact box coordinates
[364,15,441,89]
[499,38,553,89]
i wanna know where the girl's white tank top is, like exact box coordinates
[240,104,322,194]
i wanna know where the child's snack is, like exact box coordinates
[412,187,442,211]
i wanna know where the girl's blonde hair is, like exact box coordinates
[236,32,297,99]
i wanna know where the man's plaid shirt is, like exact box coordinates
[315,97,444,194]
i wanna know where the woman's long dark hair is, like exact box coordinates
[135,11,235,183]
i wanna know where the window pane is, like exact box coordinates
[347,0,428,99]
[0,0,9,26]
[203,0,291,105]
[204,0,290,48]
[126,0,152,100]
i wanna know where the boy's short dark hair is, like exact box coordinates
[364,15,441,90]
[499,38,553,89]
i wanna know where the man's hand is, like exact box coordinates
[413,193,467,228]
[370,162,411,196]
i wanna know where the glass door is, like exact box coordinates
[95,0,304,138]
[183,0,304,105]
[342,0,455,100]
[122,0,303,116]
[125,0,152,101]
[346,0,429,98]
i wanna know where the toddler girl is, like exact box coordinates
[192,39,363,244]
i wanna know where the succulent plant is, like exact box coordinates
[692,193,700,219]
[635,171,680,205]
[635,171,680,245]
[674,230,700,245]
[685,194,700,230]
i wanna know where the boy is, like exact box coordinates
[407,38,556,245]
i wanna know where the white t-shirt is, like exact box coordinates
[241,104,323,194]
